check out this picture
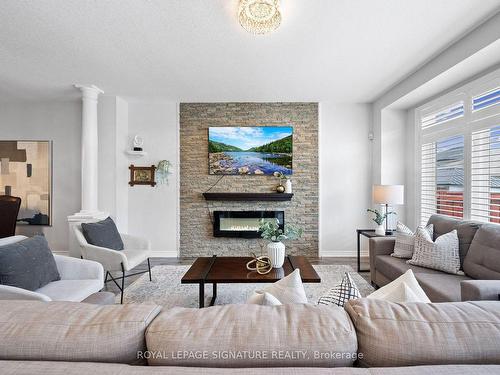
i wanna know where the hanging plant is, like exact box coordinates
[155,160,172,185]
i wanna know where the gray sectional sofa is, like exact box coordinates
[369,214,500,302]
[1,299,500,374]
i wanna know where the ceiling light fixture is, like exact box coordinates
[238,0,281,35]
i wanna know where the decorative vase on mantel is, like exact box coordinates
[285,179,292,194]
[267,241,286,268]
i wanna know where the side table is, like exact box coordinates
[356,229,395,272]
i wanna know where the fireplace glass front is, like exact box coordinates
[213,211,284,238]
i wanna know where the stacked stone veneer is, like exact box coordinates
[180,103,318,257]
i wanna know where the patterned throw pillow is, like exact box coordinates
[407,228,464,275]
[391,222,434,259]
[318,272,361,307]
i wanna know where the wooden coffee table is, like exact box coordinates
[181,255,321,308]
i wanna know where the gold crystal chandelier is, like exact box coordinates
[238,0,281,35]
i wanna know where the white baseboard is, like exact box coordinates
[319,250,369,257]
[52,251,69,256]
[150,250,178,258]
[52,250,178,258]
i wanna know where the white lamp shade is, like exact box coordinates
[373,185,404,205]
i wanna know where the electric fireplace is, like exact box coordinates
[213,211,284,238]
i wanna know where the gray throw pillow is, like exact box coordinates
[81,216,124,250]
[407,228,463,275]
[0,235,60,291]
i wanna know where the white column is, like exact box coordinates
[78,85,101,212]
[68,84,108,257]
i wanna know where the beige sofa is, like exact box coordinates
[369,214,500,302]
[1,299,499,374]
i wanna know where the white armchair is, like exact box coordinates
[0,236,104,302]
[73,225,152,303]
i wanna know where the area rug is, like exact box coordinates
[120,265,374,308]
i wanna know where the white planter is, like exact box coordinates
[285,179,292,194]
[267,241,286,268]
[375,224,385,236]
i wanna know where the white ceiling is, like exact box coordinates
[0,0,499,103]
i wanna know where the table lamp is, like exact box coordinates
[372,185,404,233]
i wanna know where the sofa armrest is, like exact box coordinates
[54,255,104,285]
[0,285,51,301]
[461,280,500,301]
[120,233,150,251]
[369,237,396,284]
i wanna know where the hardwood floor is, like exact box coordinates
[103,256,371,296]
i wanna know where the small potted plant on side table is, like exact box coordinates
[259,219,303,268]
[367,208,396,236]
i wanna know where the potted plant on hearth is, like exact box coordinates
[259,219,303,268]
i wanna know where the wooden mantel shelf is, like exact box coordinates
[202,192,293,201]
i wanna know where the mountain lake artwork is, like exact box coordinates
[208,126,293,175]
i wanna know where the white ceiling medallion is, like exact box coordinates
[238,0,281,35]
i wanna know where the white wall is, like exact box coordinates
[319,103,372,256]
[98,96,118,220]
[126,100,179,256]
[404,109,417,229]
[0,101,81,253]
[98,96,129,232]
[380,108,407,228]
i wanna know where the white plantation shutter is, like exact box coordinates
[472,87,500,112]
[417,72,500,226]
[420,136,465,226]
[471,126,500,223]
[421,102,464,130]
[420,142,437,225]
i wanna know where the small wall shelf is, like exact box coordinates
[125,150,147,158]
[203,192,293,201]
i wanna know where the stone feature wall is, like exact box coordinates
[180,103,318,257]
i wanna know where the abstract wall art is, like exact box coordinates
[0,141,52,225]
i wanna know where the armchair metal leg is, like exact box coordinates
[104,261,153,304]
[120,263,125,304]
[147,258,152,282]
[105,265,127,304]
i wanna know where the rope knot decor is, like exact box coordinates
[246,252,273,274]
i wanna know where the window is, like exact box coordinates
[472,87,500,112]
[471,126,500,223]
[420,136,464,225]
[417,72,500,225]
[421,102,464,130]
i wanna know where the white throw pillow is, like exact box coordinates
[377,281,425,303]
[407,228,463,275]
[367,269,430,303]
[247,269,307,304]
[317,272,361,307]
[391,222,433,259]
[246,291,282,306]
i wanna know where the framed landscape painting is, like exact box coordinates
[0,140,52,225]
[208,126,293,175]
